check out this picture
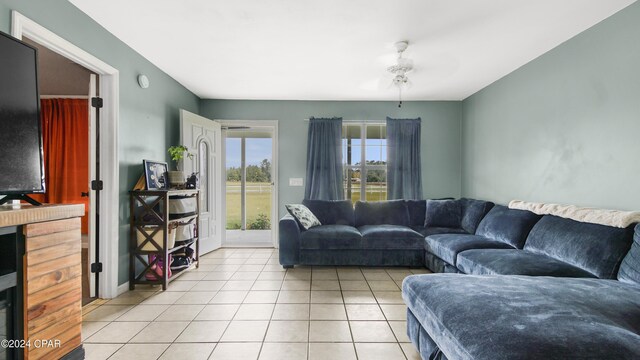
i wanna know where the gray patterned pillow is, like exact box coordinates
[285,204,322,230]
[618,225,640,285]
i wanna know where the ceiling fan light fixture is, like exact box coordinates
[392,74,409,85]
[387,41,414,108]
[394,40,409,53]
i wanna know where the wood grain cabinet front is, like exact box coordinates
[23,217,83,360]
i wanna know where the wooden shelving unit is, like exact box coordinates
[129,189,200,290]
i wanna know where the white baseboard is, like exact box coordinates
[221,243,274,248]
[117,282,130,296]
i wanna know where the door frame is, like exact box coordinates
[218,120,279,248]
[12,12,121,298]
[88,74,97,298]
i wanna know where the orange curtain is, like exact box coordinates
[32,98,90,234]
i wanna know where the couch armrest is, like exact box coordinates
[279,214,301,267]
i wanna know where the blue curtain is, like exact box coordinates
[304,117,344,200]
[387,117,422,200]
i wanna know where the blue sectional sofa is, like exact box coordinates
[280,197,640,359]
[425,203,635,278]
[424,204,540,273]
[404,199,640,359]
[278,198,493,268]
[403,271,640,360]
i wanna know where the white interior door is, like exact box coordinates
[180,109,222,253]
[88,74,97,297]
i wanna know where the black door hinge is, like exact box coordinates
[91,180,103,191]
[91,262,103,273]
[91,97,103,109]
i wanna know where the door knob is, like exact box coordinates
[81,192,89,197]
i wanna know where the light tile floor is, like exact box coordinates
[82,248,431,360]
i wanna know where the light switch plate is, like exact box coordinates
[289,178,303,186]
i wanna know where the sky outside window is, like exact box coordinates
[226,138,272,168]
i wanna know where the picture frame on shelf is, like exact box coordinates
[143,160,170,190]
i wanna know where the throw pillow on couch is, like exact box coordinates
[425,199,462,228]
[285,204,321,230]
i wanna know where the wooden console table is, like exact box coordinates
[0,203,85,360]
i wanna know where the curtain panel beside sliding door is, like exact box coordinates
[387,117,422,200]
[304,117,344,200]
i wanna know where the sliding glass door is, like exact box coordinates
[225,128,274,246]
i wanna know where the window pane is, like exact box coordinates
[225,138,241,229]
[365,146,386,164]
[245,138,272,230]
[366,124,385,145]
[199,141,209,212]
[342,124,362,166]
[365,124,387,163]
[342,123,387,203]
[351,143,361,166]
[343,124,362,139]
[343,167,361,205]
[365,169,387,201]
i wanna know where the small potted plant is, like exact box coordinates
[167,145,194,187]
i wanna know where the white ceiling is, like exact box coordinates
[69,0,634,101]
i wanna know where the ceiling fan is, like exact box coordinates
[387,41,414,108]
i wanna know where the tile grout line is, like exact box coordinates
[156,247,247,358]
[84,248,418,359]
[104,343,126,360]
[344,267,360,360]
[255,251,281,360]
[306,266,316,360]
[210,247,245,357]
[381,268,409,360]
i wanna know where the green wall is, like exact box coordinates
[0,1,462,286]
[462,2,640,210]
[0,0,200,285]
[200,100,462,218]
[10,0,631,288]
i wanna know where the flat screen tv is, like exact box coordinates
[0,31,44,206]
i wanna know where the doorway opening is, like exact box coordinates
[223,123,277,247]
[24,37,98,305]
[13,11,121,299]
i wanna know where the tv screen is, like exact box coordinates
[0,31,44,195]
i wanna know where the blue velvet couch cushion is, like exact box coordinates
[413,226,467,237]
[358,225,424,250]
[425,234,515,266]
[425,199,461,228]
[524,215,634,279]
[405,200,426,227]
[406,310,444,360]
[354,200,410,227]
[459,198,494,234]
[456,249,596,278]
[618,224,640,285]
[302,199,354,226]
[300,225,361,250]
[403,274,640,360]
[475,205,541,248]
[279,214,301,266]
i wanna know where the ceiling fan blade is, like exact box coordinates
[405,78,413,89]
